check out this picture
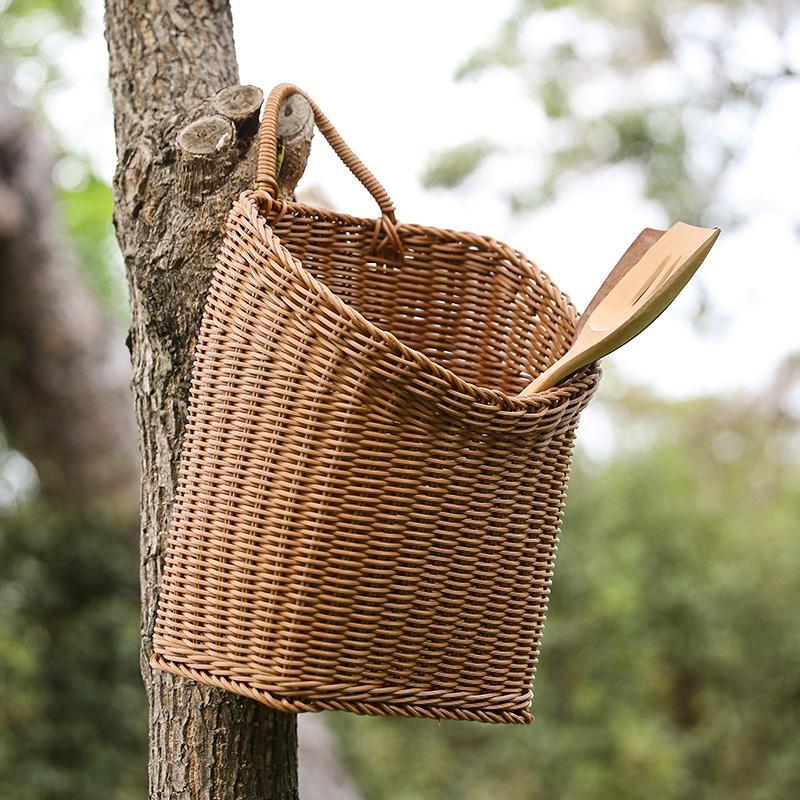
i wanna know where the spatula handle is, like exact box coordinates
[518,353,585,397]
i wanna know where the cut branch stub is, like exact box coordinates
[175,86,314,206]
[176,114,236,204]
[211,84,264,145]
[276,92,314,199]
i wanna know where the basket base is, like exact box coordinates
[150,653,533,725]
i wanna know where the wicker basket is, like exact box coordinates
[151,84,600,724]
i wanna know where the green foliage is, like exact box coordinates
[1,0,82,30]
[422,140,496,190]
[0,505,146,800]
[427,0,797,226]
[57,163,128,320]
[0,0,84,60]
[331,380,800,799]
[1,0,85,108]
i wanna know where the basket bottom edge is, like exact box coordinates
[150,653,533,725]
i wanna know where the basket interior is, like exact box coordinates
[272,211,577,397]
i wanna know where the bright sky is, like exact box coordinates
[45,0,800,405]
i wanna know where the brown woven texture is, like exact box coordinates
[151,84,600,724]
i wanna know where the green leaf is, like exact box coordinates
[421,140,497,189]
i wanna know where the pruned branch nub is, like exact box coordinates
[176,115,236,203]
[212,84,264,146]
[212,84,264,123]
[176,85,315,205]
[177,115,235,156]
[276,93,314,199]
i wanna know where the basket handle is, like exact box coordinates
[256,83,400,249]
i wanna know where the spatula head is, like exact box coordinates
[576,227,666,336]
[517,222,720,397]
[581,222,719,345]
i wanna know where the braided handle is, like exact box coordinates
[257,83,398,228]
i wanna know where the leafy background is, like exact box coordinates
[0,1,798,798]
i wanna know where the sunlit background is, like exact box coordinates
[1,1,798,798]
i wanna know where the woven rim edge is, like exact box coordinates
[238,191,600,413]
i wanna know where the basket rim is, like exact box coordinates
[239,190,600,412]
[151,652,534,724]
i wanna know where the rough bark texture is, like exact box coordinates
[0,75,137,515]
[104,3,301,797]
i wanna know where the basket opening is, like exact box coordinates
[272,214,576,397]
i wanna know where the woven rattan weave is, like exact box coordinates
[151,84,601,724]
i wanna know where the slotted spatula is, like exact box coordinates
[517,221,720,398]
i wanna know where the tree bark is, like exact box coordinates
[0,75,138,516]
[104,3,305,797]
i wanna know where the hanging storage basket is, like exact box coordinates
[151,84,601,724]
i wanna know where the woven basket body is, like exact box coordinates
[151,85,600,724]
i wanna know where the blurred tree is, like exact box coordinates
[2,3,796,800]
[332,360,800,800]
[0,73,137,511]
[423,0,798,229]
[0,3,144,798]
[1,0,127,318]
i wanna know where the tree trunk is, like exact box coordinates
[104,3,300,797]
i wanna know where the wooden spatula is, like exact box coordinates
[517,221,720,398]
[575,227,666,336]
